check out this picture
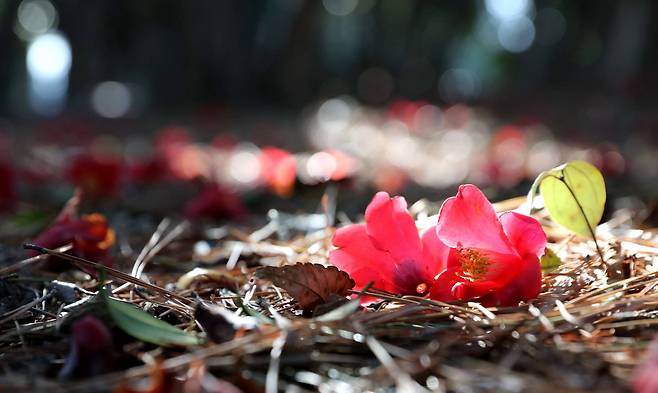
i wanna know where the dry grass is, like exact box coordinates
[1,196,656,393]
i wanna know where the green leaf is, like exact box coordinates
[529,160,606,238]
[105,297,202,346]
[540,248,561,271]
[235,298,274,325]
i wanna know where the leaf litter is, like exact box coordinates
[0,190,657,392]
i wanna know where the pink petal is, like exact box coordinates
[429,267,460,302]
[431,266,507,303]
[333,223,371,249]
[436,184,517,257]
[430,255,522,303]
[421,227,455,277]
[451,279,503,301]
[333,222,438,296]
[499,212,547,259]
[478,254,542,307]
[350,266,398,293]
[365,192,423,262]
[331,224,397,291]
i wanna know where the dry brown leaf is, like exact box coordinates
[253,263,355,311]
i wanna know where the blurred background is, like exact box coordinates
[0,1,655,116]
[0,0,657,219]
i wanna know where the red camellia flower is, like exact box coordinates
[431,185,547,306]
[260,146,296,197]
[329,192,451,298]
[59,315,114,379]
[66,153,122,198]
[29,193,115,269]
[329,185,546,307]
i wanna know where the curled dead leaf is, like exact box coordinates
[253,263,355,311]
[177,267,244,290]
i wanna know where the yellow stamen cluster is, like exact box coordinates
[458,248,489,280]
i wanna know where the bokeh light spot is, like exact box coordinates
[497,16,535,53]
[307,151,337,182]
[26,32,71,80]
[17,0,57,37]
[91,81,132,118]
[322,0,359,16]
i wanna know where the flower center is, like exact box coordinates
[415,282,428,295]
[457,248,490,280]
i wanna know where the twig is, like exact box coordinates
[23,244,194,307]
[0,244,72,277]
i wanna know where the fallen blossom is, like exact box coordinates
[184,183,246,220]
[125,157,167,183]
[65,153,122,197]
[330,191,451,299]
[155,127,210,181]
[329,185,546,307]
[59,315,114,379]
[29,193,114,269]
[431,184,547,306]
[259,146,296,197]
[323,149,357,181]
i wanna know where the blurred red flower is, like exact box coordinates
[184,183,246,220]
[324,149,356,181]
[155,126,208,181]
[0,159,16,212]
[30,193,114,269]
[125,157,167,184]
[66,154,122,197]
[431,184,546,306]
[155,127,191,161]
[633,335,658,393]
[59,315,114,379]
[485,126,526,187]
[259,146,296,197]
[329,192,451,299]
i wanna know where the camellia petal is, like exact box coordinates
[365,192,423,262]
[331,193,453,301]
[421,227,455,278]
[29,195,114,271]
[429,267,461,301]
[499,211,547,259]
[451,279,504,301]
[340,263,398,294]
[478,254,542,307]
[330,224,397,290]
[436,184,517,257]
